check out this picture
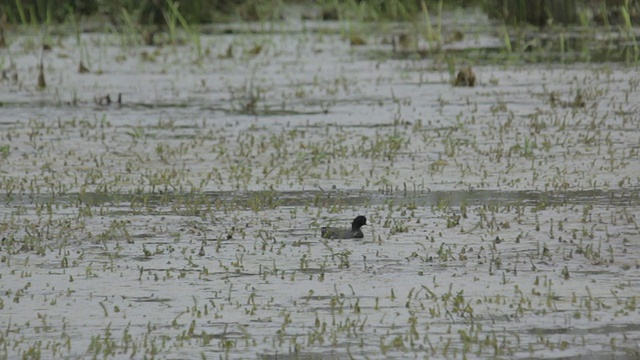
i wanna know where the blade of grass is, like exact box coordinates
[166,0,201,58]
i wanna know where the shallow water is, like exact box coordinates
[1,8,640,360]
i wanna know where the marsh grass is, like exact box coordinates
[164,0,202,58]
[420,0,443,51]
[620,0,640,62]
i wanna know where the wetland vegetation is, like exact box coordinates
[1,0,640,359]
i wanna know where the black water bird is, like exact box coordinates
[321,216,367,239]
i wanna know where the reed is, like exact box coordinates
[489,0,578,25]
[1,0,483,25]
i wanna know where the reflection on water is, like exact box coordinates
[1,188,637,210]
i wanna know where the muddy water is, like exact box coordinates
[1,9,640,360]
